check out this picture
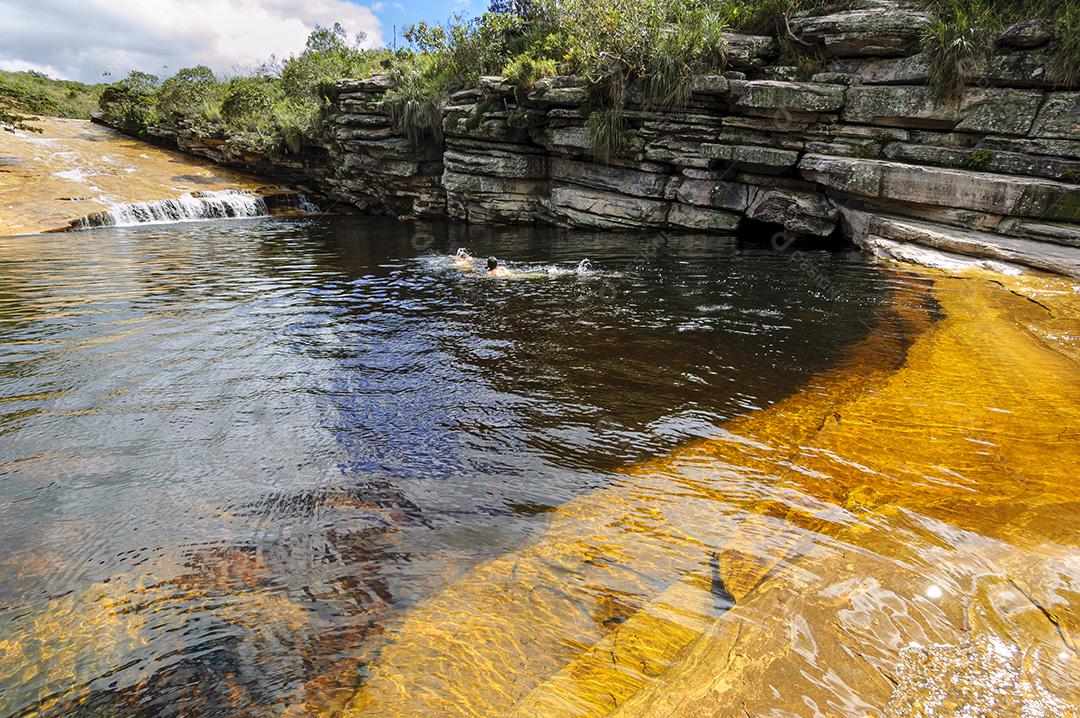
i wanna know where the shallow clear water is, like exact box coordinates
[0,216,904,716]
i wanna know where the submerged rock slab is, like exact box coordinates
[293,268,1080,718]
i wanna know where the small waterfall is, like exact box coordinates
[75,190,269,229]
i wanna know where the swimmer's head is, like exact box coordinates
[455,248,469,258]
[487,257,498,271]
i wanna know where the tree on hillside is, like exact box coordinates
[98,71,159,135]
[156,66,217,120]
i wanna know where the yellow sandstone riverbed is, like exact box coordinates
[0,117,267,235]
[6,262,1077,717]
[273,265,1080,717]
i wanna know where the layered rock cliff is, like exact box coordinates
[131,0,1080,276]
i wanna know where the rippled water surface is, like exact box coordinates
[2,217,1078,717]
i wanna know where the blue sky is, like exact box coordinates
[372,0,482,49]
[0,0,485,84]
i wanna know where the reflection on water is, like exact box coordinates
[1,216,1076,717]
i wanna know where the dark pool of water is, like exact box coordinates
[0,216,904,717]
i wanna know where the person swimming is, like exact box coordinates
[451,248,473,269]
[486,256,514,278]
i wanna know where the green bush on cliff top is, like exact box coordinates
[98,23,389,153]
[95,0,1080,157]
[922,0,1080,99]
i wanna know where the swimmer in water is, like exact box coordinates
[451,248,473,269]
[487,256,514,278]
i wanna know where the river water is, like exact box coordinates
[1,216,1078,717]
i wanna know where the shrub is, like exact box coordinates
[921,0,998,100]
[281,24,387,105]
[99,71,159,135]
[1051,1,1080,86]
[156,65,219,121]
[964,148,995,170]
[502,53,559,91]
[220,76,280,130]
[585,108,630,164]
[383,53,450,145]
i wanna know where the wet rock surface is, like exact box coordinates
[0,118,273,236]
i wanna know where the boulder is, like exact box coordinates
[529,76,590,105]
[832,47,1068,91]
[672,178,751,211]
[334,75,393,95]
[997,217,1080,248]
[981,47,1063,89]
[478,76,514,95]
[800,154,1080,222]
[644,136,798,172]
[998,19,1055,49]
[746,188,839,236]
[843,86,1043,134]
[790,1,933,58]
[443,149,547,179]
[690,75,729,96]
[812,72,863,85]
[759,66,801,82]
[721,34,778,71]
[1030,93,1080,140]
[722,144,802,174]
[978,135,1080,161]
[883,142,1080,182]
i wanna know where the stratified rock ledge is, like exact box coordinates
[111,0,1080,279]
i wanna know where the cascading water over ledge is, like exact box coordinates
[69,190,270,229]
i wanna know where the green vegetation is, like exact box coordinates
[98,23,388,152]
[585,109,631,163]
[921,0,1080,99]
[963,148,995,170]
[88,0,1079,158]
[0,70,103,118]
[0,108,39,133]
[0,70,103,131]
[98,70,159,135]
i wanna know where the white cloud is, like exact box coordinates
[0,0,383,83]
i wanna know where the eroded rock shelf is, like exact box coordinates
[128,0,1080,276]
